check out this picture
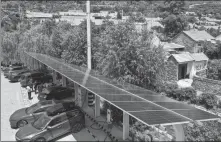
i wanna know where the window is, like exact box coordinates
[34,107,47,113]
[197,43,201,46]
[48,117,62,127]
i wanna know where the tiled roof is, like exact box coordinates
[190,53,209,61]
[170,52,209,63]
[183,30,215,41]
[171,53,194,63]
[161,42,185,50]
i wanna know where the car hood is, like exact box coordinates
[16,124,40,140]
[10,108,28,121]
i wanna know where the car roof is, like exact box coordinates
[46,102,76,116]
[46,86,69,92]
[22,71,44,76]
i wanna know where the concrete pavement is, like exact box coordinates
[1,73,77,141]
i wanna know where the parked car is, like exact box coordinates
[38,86,75,101]
[20,71,53,88]
[15,107,85,142]
[4,66,24,78]
[8,69,30,82]
[10,100,77,129]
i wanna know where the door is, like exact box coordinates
[47,115,69,139]
[178,64,187,80]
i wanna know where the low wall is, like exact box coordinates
[192,76,221,96]
[165,60,178,83]
[196,69,207,78]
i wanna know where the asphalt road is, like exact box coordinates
[1,73,23,141]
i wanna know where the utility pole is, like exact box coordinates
[86,0,92,70]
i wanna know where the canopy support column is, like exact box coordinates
[123,112,129,140]
[74,83,79,106]
[95,95,100,117]
[62,76,67,87]
[173,124,185,141]
[52,70,57,84]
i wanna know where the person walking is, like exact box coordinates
[38,83,43,94]
[27,86,32,100]
[34,80,41,94]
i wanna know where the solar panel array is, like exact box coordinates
[24,52,220,126]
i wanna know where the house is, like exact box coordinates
[161,42,185,54]
[167,52,209,80]
[172,29,215,53]
[59,10,86,16]
[216,34,221,43]
[134,21,164,33]
[25,11,53,23]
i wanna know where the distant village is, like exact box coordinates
[24,9,221,86]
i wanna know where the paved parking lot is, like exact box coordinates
[0,73,77,141]
[1,73,22,141]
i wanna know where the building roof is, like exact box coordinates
[26,12,53,18]
[161,42,185,50]
[216,34,221,41]
[190,53,209,61]
[170,53,194,63]
[183,30,215,41]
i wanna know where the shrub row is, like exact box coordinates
[161,82,221,110]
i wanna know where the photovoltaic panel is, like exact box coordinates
[130,111,190,125]
[112,102,164,112]
[173,109,219,121]
[25,52,221,126]
[101,94,144,102]
[155,102,193,110]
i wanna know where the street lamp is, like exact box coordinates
[86,0,91,70]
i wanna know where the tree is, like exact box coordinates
[162,14,188,38]
[48,28,63,58]
[158,0,188,38]
[95,21,166,89]
[187,16,197,24]
[41,20,56,37]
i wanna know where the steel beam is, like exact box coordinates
[62,76,67,87]
[52,70,57,84]
[123,112,129,140]
[95,95,100,117]
[173,124,185,141]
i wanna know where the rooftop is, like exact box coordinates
[216,34,221,41]
[183,29,215,41]
[190,53,209,61]
[26,12,53,18]
[170,53,194,63]
[170,52,209,63]
[161,42,185,50]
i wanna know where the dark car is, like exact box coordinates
[8,69,30,82]
[38,86,75,101]
[4,66,24,78]
[10,100,77,129]
[15,106,85,142]
[20,71,53,88]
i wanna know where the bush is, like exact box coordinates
[198,93,218,109]
[165,87,198,103]
[159,81,178,93]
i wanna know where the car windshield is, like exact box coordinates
[32,115,51,130]
[26,103,41,114]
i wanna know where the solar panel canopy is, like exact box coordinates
[24,52,220,126]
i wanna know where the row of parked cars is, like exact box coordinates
[2,63,85,142]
